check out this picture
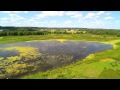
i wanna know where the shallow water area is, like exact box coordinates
[0,40,113,78]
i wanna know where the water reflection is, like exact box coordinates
[0,40,113,78]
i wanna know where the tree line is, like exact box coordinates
[0,30,49,36]
[0,29,86,36]
[87,29,120,36]
[0,29,120,36]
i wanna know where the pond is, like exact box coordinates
[0,40,113,78]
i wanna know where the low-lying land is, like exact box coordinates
[22,39,120,79]
[0,33,120,79]
[0,34,119,44]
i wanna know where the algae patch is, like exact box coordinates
[54,39,67,43]
[0,40,113,79]
[0,46,43,79]
[0,57,4,60]
[26,39,67,43]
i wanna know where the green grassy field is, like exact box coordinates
[1,34,120,79]
[0,34,119,44]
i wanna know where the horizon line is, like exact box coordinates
[0,26,119,30]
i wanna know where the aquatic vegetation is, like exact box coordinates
[4,46,42,60]
[26,39,67,43]
[53,39,67,43]
[22,39,120,79]
[0,33,120,79]
[0,46,43,79]
[0,40,113,79]
[23,58,118,79]
[0,57,4,60]
[5,63,28,78]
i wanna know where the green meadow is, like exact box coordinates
[0,34,119,44]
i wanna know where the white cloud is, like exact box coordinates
[36,11,65,19]
[84,19,107,28]
[12,14,25,20]
[71,14,82,18]
[1,17,12,21]
[2,11,21,14]
[24,11,29,13]
[22,19,49,27]
[1,11,28,14]
[0,11,118,29]
[104,16,114,20]
[1,11,26,22]
[84,12,96,19]
[1,17,15,22]
[1,14,25,22]
[97,11,105,15]
[65,11,82,18]
[65,11,76,16]
[84,11,105,20]
[64,20,72,24]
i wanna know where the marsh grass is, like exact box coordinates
[22,38,120,79]
[0,46,44,79]
[1,34,120,79]
[0,34,119,44]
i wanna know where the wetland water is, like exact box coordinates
[0,40,113,78]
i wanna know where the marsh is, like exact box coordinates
[0,40,113,78]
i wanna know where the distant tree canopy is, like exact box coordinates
[87,29,120,36]
[0,26,120,36]
[0,30,49,36]
[0,29,87,36]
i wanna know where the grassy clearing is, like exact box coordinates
[0,34,119,44]
[22,60,114,79]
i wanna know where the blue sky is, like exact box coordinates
[0,11,120,29]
